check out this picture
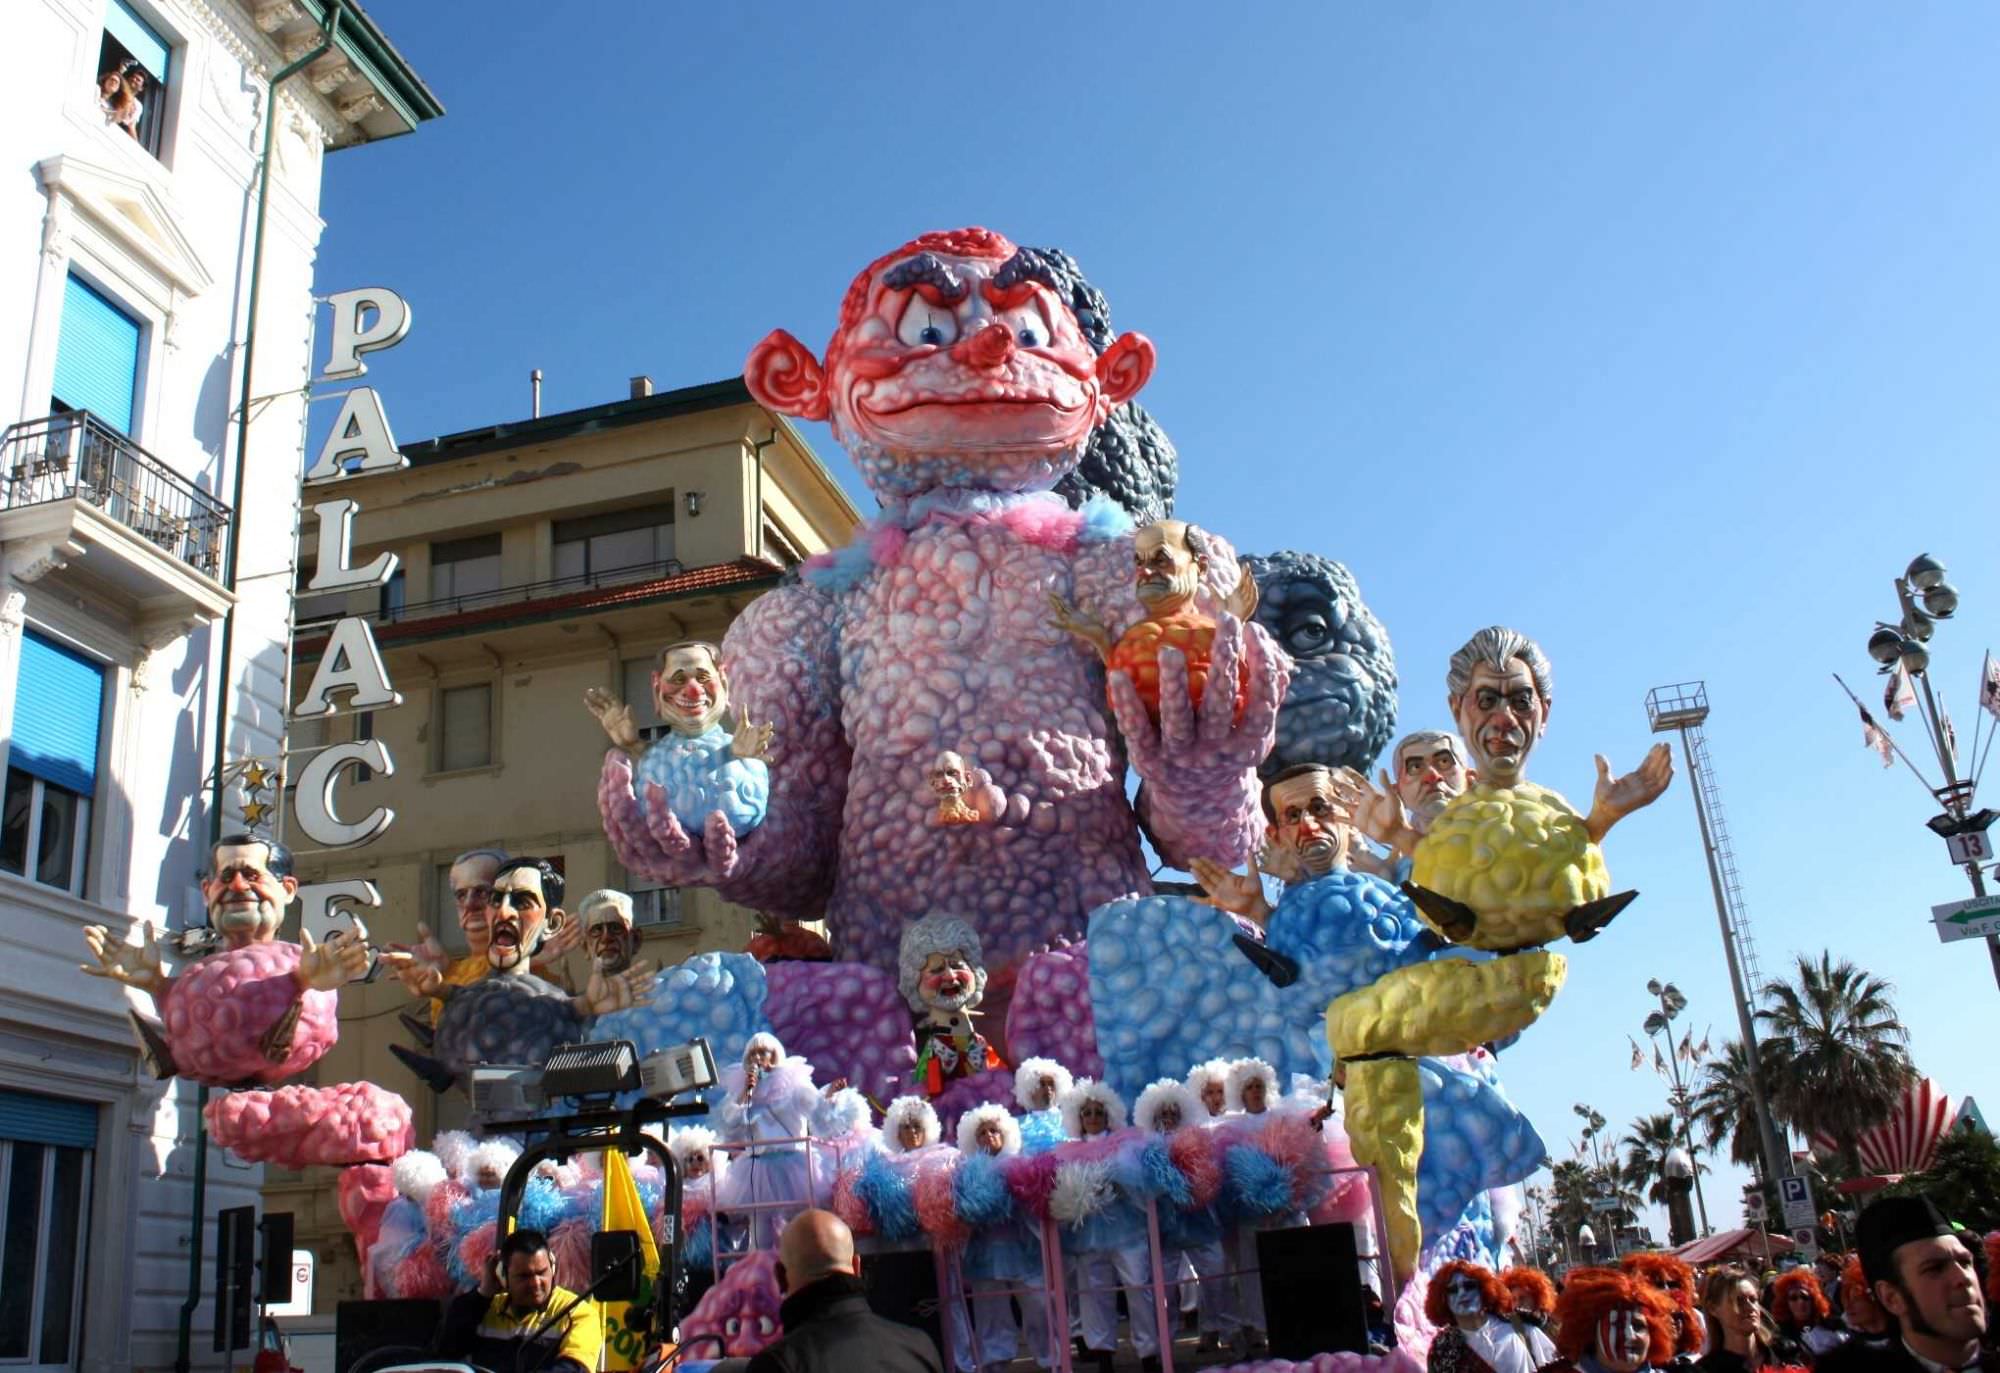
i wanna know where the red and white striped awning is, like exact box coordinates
[1671,1228,1797,1266]
[1812,1078,1954,1176]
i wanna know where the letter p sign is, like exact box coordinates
[323,287,412,380]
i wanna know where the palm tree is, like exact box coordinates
[1690,1038,1772,1171]
[1622,1111,1702,1206]
[1548,1159,1596,1255]
[1757,952,1917,1172]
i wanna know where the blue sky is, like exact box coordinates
[320,2,2000,1240]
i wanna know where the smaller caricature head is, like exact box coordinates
[1226,1058,1278,1115]
[652,641,729,737]
[449,847,508,956]
[577,888,636,974]
[1188,1059,1232,1117]
[743,1032,783,1076]
[1058,1080,1127,1139]
[203,834,297,945]
[1014,1057,1073,1113]
[1555,1268,1677,1373]
[883,1095,940,1154]
[1391,729,1473,830]
[1136,1078,1200,1136]
[896,913,988,1018]
[487,858,562,974]
[1261,765,1362,877]
[1133,520,1209,614]
[1446,627,1553,786]
[956,1103,1021,1158]
[928,751,971,801]
[1425,1261,1510,1331]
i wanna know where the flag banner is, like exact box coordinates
[1858,704,1894,767]
[1885,662,1917,722]
[1980,652,2000,723]
[1628,1037,1644,1071]
[600,1147,662,1370]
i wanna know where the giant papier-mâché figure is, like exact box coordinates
[588,639,773,836]
[1328,628,1672,1278]
[80,833,369,1085]
[599,227,1289,976]
[384,858,654,1092]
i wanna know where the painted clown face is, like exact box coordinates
[1446,1274,1486,1320]
[653,645,729,736]
[203,842,296,945]
[1596,1307,1653,1373]
[917,950,979,1014]
[1266,770,1356,877]
[682,1149,710,1180]
[1134,522,1202,614]
[1451,659,1546,785]
[744,231,1155,501]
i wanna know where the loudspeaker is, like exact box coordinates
[335,1297,443,1373]
[863,1248,945,1357]
[259,1211,295,1306]
[1256,1223,1368,1358]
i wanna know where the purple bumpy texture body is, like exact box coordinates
[1005,939,1103,1078]
[765,959,915,1105]
[431,974,582,1081]
[162,941,337,1085]
[603,509,1288,978]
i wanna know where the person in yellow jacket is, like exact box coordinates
[435,1229,603,1373]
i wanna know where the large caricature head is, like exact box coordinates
[744,228,1155,501]
[1446,627,1553,786]
[1261,764,1362,877]
[577,889,637,975]
[1133,520,1209,615]
[1245,550,1400,782]
[652,641,730,737]
[1554,1268,1677,1373]
[1014,1057,1073,1113]
[449,847,508,956]
[895,913,987,1019]
[487,858,563,975]
[1391,730,1472,830]
[202,834,297,945]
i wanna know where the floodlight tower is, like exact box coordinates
[1645,682,1790,1188]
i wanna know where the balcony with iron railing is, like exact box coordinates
[296,557,689,629]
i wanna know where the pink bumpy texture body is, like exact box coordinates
[603,519,1286,976]
[765,960,915,1105]
[205,1081,413,1168]
[1005,938,1103,1076]
[163,941,337,1084]
[681,1249,783,1359]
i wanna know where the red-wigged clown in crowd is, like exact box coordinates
[1539,1268,1677,1373]
[1424,1260,1557,1373]
[600,227,1288,981]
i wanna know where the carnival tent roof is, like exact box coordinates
[1671,1228,1798,1266]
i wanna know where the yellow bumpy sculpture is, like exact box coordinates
[1408,781,1614,951]
[1327,953,1566,1278]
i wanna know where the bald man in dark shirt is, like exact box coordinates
[746,1210,942,1373]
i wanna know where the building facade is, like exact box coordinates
[268,376,861,1306]
[0,0,436,1365]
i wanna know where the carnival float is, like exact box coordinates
[84,226,1681,1372]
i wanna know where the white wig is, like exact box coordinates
[1186,1058,1233,1096]
[955,1102,1023,1157]
[819,1086,871,1138]
[1134,1078,1202,1134]
[392,1150,447,1202]
[1225,1057,1279,1111]
[1057,1078,1128,1138]
[432,1129,477,1177]
[882,1095,942,1153]
[743,1031,785,1064]
[667,1124,725,1180]
[465,1138,521,1186]
[1013,1057,1075,1111]
[895,912,989,1013]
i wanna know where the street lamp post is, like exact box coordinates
[1642,978,1712,1236]
[1845,553,2000,991]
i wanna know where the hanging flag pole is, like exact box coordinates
[1833,674,1938,793]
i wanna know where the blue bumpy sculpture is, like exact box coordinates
[594,951,770,1112]
[635,726,770,836]
[1086,869,1544,1253]
[1245,550,1398,780]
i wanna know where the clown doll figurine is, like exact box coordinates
[586,639,774,836]
[898,914,1005,1097]
[1425,1260,1558,1373]
[1538,1267,1675,1373]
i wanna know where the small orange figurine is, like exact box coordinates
[1050,519,1257,723]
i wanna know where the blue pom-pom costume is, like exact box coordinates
[633,725,769,835]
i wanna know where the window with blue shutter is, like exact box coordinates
[0,1090,97,1150]
[10,632,106,799]
[98,1,173,158]
[51,275,141,436]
